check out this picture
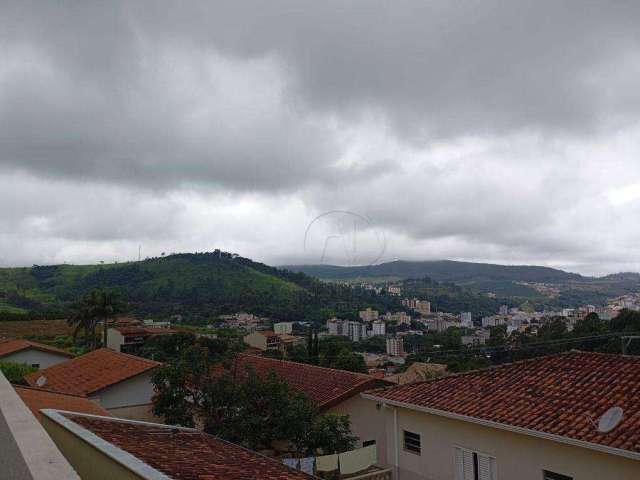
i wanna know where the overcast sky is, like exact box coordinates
[2,1,640,275]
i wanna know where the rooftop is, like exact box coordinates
[0,337,74,359]
[44,411,314,480]
[114,326,182,336]
[219,354,390,409]
[364,351,640,456]
[24,348,161,396]
[14,385,111,420]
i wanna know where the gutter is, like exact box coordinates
[361,393,640,462]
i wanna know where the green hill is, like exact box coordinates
[282,260,583,283]
[0,252,404,323]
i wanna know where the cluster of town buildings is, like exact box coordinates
[2,329,640,479]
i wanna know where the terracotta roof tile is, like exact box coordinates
[0,337,74,358]
[14,385,111,419]
[366,351,640,454]
[60,413,314,480]
[24,348,160,396]
[217,354,390,409]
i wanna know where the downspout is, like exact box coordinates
[394,406,399,478]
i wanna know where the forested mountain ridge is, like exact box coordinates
[0,252,405,322]
[282,260,584,283]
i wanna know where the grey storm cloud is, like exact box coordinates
[2,1,640,189]
[2,1,640,271]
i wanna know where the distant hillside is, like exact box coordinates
[0,252,404,323]
[284,260,640,309]
[283,260,584,283]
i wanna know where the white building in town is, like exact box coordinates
[386,337,404,356]
[372,320,386,336]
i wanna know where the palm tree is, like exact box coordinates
[68,289,124,350]
[68,300,99,350]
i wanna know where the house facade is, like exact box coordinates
[362,352,640,480]
[25,348,161,421]
[0,337,74,369]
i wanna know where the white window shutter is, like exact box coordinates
[455,448,465,480]
[462,450,475,480]
[478,454,496,480]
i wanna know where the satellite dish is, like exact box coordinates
[36,375,47,387]
[598,407,624,433]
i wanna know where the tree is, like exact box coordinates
[68,297,100,350]
[308,413,357,455]
[573,312,606,337]
[332,351,367,373]
[152,348,357,454]
[0,362,37,385]
[68,288,125,350]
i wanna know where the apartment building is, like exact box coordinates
[273,321,294,334]
[360,308,380,322]
[372,320,387,336]
[386,337,404,356]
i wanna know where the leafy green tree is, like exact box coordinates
[152,348,357,454]
[353,335,386,354]
[308,413,357,455]
[573,312,607,337]
[332,351,367,373]
[0,362,37,384]
[152,344,213,427]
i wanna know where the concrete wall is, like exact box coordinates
[331,395,388,465]
[0,372,79,480]
[106,329,125,352]
[106,403,161,422]
[376,403,640,480]
[41,416,143,480]
[92,371,156,410]
[1,349,71,369]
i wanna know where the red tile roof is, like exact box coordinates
[217,354,390,410]
[0,337,74,358]
[57,412,314,480]
[14,385,111,420]
[365,351,640,454]
[24,348,160,396]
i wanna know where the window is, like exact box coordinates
[31,364,40,369]
[543,471,572,480]
[362,439,376,448]
[403,430,421,454]
[455,447,496,480]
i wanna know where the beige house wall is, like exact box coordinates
[41,416,143,480]
[243,332,267,350]
[330,395,388,466]
[375,404,640,480]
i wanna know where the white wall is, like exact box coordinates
[331,395,388,466]
[91,371,156,410]
[105,330,124,352]
[373,403,640,480]
[0,349,71,369]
